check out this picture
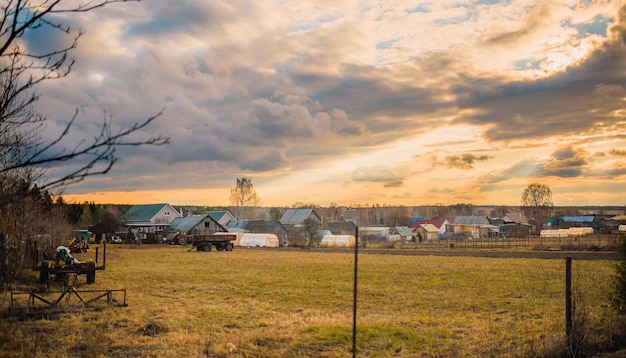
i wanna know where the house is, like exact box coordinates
[410,219,449,238]
[227,220,289,246]
[388,226,413,241]
[206,210,236,227]
[279,208,322,245]
[497,212,532,236]
[168,214,227,239]
[120,203,181,237]
[447,216,499,239]
[415,224,440,241]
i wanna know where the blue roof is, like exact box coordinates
[561,216,594,223]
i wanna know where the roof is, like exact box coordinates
[120,203,175,222]
[561,216,594,223]
[395,226,413,236]
[503,212,526,224]
[452,216,490,225]
[206,211,229,222]
[228,220,286,233]
[169,215,207,232]
[418,224,440,233]
[279,208,319,225]
[410,219,446,231]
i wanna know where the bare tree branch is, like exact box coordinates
[0,0,167,195]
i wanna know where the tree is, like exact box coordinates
[303,217,321,247]
[384,206,410,226]
[269,207,282,221]
[0,1,169,286]
[521,182,553,234]
[229,177,260,219]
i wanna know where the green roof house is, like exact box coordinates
[120,203,181,232]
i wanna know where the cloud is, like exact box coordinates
[454,5,626,144]
[538,146,590,178]
[477,158,542,184]
[352,166,406,187]
[24,1,626,206]
[429,152,493,170]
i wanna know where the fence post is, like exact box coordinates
[352,226,359,357]
[565,257,572,347]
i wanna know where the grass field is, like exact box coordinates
[0,245,620,357]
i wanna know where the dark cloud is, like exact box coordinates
[538,146,589,178]
[454,5,626,143]
[240,149,291,172]
[429,153,493,169]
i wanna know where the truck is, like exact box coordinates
[190,234,236,252]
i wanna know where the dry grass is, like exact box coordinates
[0,245,621,357]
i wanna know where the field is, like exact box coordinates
[0,244,621,357]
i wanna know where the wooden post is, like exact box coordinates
[352,226,359,357]
[565,257,572,346]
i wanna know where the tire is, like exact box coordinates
[206,244,212,252]
[178,236,187,245]
[225,243,233,251]
[216,244,225,251]
[40,261,50,284]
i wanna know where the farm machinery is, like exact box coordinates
[9,241,125,312]
[36,243,107,285]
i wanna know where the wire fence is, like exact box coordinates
[432,234,619,250]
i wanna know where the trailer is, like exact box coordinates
[191,234,236,252]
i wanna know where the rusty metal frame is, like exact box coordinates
[10,286,127,310]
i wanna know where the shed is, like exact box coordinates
[416,224,440,241]
[320,235,356,247]
[239,233,280,248]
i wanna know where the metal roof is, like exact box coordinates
[169,215,207,232]
[561,216,595,223]
[120,203,174,222]
[452,216,491,225]
[279,208,319,225]
[418,224,440,233]
[206,211,229,222]
[410,219,446,231]
[395,226,413,236]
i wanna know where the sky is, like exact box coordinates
[29,0,626,207]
